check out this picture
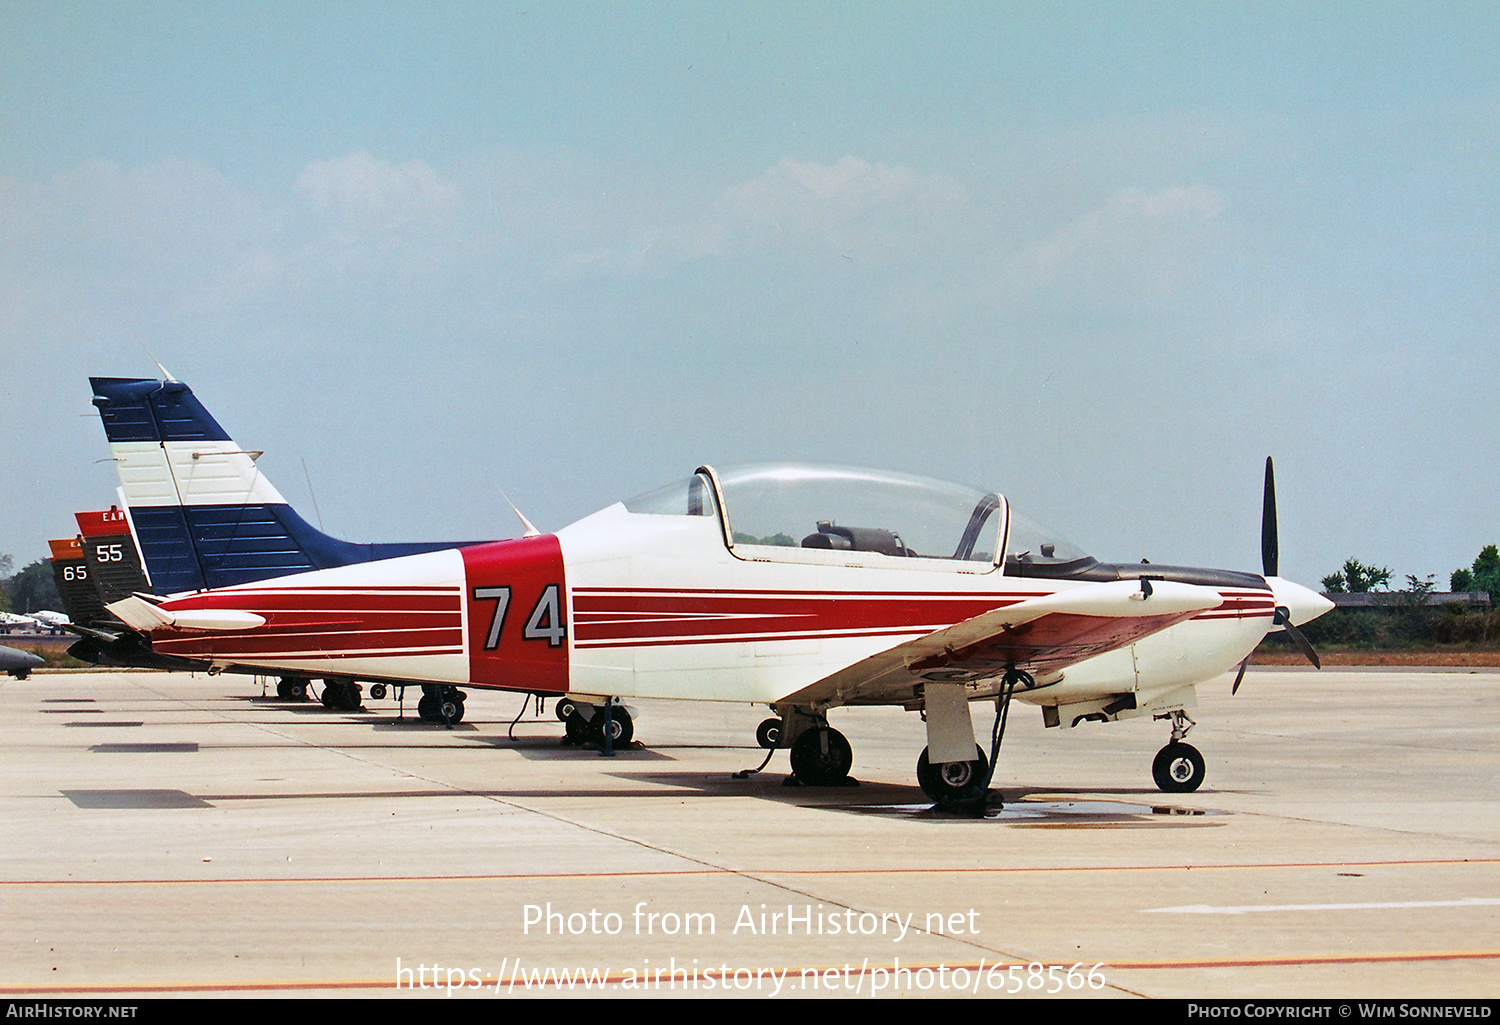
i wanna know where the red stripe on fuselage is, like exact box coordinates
[571,588,1032,648]
[1191,590,1276,621]
[152,586,463,661]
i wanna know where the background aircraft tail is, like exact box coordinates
[49,535,109,629]
[51,514,216,671]
[90,377,486,593]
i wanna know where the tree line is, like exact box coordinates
[0,556,62,616]
[1320,545,1499,604]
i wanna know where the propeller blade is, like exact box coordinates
[1261,456,1278,579]
[1231,655,1251,695]
[1274,606,1322,670]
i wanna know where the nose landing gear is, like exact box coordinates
[1152,710,1205,792]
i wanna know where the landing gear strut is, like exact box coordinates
[917,666,1030,815]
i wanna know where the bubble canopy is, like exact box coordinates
[621,463,1093,572]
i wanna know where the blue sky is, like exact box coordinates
[3,1,1498,588]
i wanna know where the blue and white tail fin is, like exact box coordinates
[90,377,488,594]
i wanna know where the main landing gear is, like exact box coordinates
[915,745,989,804]
[561,700,635,749]
[910,667,1029,815]
[318,677,363,711]
[417,685,467,725]
[755,717,781,750]
[749,712,854,786]
[1151,710,1205,792]
[788,725,853,786]
[752,709,855,787]
[274,676,309,701]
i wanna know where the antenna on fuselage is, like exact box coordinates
[495,486,541,538]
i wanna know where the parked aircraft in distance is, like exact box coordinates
[0,612,42,633]
[28,610,71,632]
[106,438,1331,808]
[0,644,43,679]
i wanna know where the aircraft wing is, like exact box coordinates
[777,579,1222,708]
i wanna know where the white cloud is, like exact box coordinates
[998,184,1229,306]
[574,156,970,276]
[295,153,459,229]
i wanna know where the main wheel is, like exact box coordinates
[436,694,464,724]
[915,746,989,802]
[755,717,781,750]
[368,682,387,701]
[286,678,308,702]
[555,698,577,722]
[591,707,633,746]
[789,727,853,786]
[1152,742,1206,793]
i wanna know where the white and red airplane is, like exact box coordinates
[104,458,1331,808]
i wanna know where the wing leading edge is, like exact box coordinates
[777,579,1223,709]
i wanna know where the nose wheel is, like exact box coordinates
[1152,743,1205,792]
[1151,709,1204,792]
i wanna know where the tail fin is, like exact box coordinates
[90,377,487,593]
[52,510,155,628]
[53,511,207,671]
[49,536,109,629]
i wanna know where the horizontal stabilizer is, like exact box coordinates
[107,595,266,633]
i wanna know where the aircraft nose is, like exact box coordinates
[1266,577,1334,626]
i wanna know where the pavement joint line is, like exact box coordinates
[6,856,1499,887]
